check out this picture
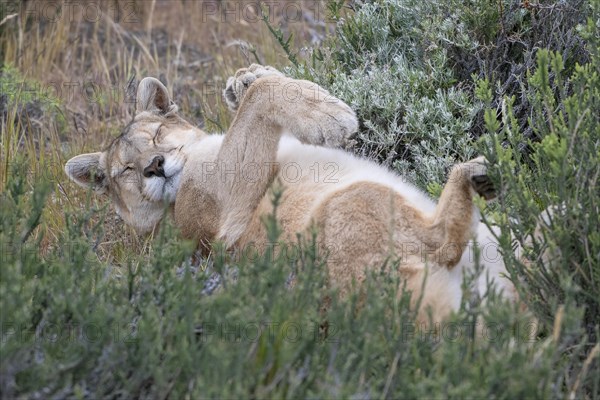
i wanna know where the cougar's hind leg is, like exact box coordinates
[428,157,496,268]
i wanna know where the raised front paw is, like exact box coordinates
[287,81,358,148]
[259,77,357,148]
[225,65,358,149]
[223,64,284,112]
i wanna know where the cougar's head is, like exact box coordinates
[65,77,205,233]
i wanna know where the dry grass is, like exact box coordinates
[0,0,333,264]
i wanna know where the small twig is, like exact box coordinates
[569,343,600,399]
[0,13,17,26]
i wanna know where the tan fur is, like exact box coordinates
[66,65,519,324]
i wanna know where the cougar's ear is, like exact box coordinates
[136,77,173,114]
[64,152,108,194]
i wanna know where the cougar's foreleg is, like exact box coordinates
[211,70,357,247]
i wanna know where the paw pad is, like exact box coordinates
[470,174,496,200]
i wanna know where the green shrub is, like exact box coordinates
[476,6,600,392]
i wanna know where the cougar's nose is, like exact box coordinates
[143,155,166,178]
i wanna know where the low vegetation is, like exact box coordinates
[1,0,598,398]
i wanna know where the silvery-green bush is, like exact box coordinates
[281,0,589,193]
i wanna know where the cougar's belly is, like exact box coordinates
[235,179,329,251]
[235,135,438,253]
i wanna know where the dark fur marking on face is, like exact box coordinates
[152,124,163,146]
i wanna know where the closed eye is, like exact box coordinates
[121,166,135,175]
[153,125,163,146]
